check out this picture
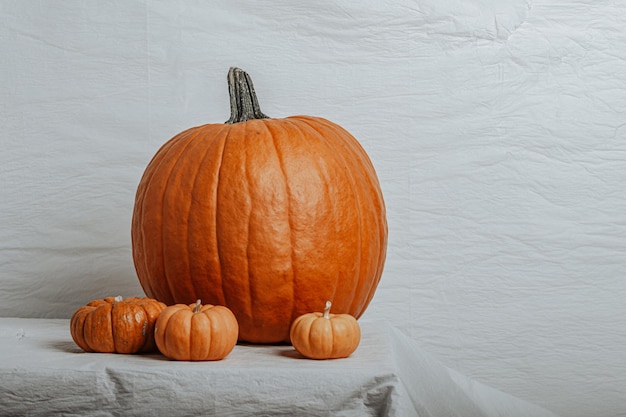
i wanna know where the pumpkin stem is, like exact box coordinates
[225,67,269,124]
[323,301,332,319]
[114,296,123,303]
[193,299,202,313]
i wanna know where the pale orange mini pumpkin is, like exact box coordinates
[154,299,238,361]
[70,296,166,354]
[289,301,361,360]
[131,67,387,344]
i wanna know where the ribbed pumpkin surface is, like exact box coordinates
[132,116,386,343]
[132,70,387,343]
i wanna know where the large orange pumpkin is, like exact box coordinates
[131,67,387,343]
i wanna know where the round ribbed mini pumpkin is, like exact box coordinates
[154,300,238,361]
[131,67,387,344]
[70,296,166,353]
[290,301,361,360]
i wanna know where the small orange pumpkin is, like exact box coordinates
[70,296,166,353]
[289,300,361,360]
[154,299,238,361]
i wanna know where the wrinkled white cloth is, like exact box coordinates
[0,318,557,417]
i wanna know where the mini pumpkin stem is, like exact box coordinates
[323,301,332,319]
[193,299,202,313]
[225,67,269,124]
[114,296,123,303]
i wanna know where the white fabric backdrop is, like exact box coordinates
[1,1,625,417]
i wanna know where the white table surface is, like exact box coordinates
[0,318,558,417]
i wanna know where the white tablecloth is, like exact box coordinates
[0,318,558,416]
